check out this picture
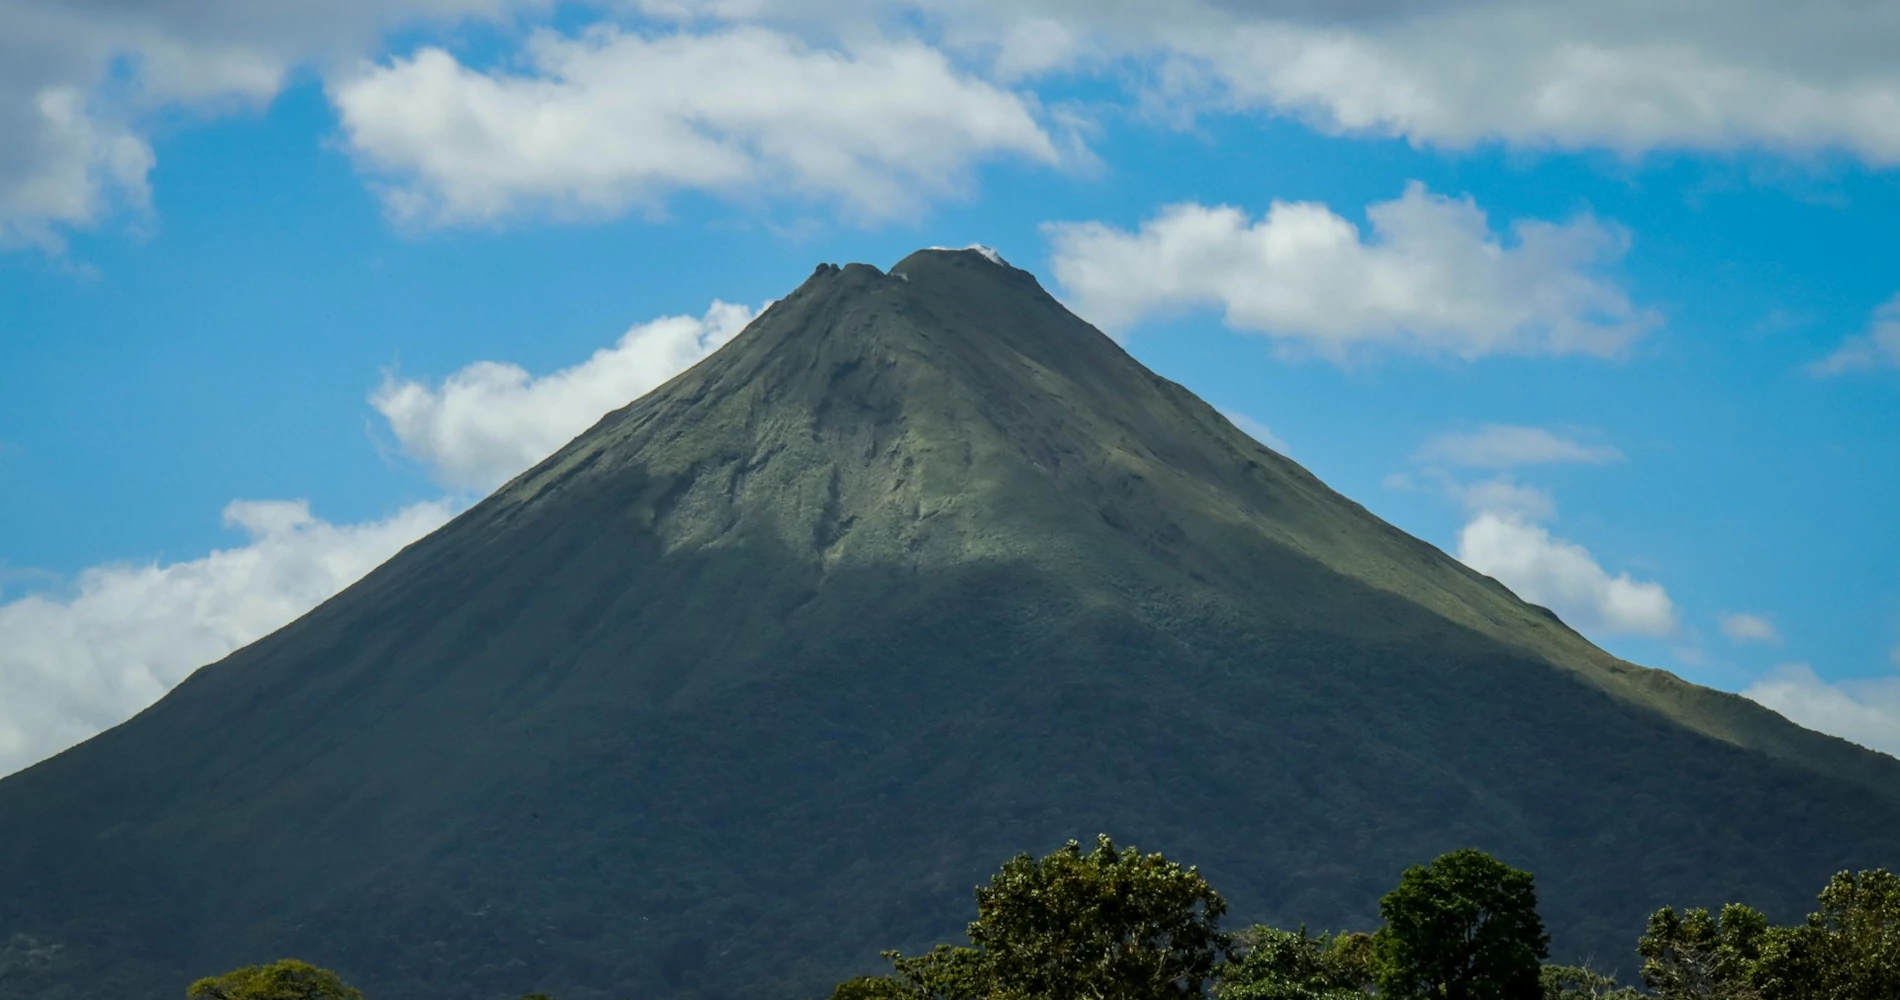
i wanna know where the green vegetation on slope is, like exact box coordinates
[180,842,1897,1000]
[0,250,1895,1000]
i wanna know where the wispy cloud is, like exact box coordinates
[1719,612,1781,645]
[1811,293,1900,375]
[1417,425,1622,469]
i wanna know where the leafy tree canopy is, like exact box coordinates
[1754,868,1900,1000]
[970,834,1231,1000]
[1374,848,1550,1000]
[185,960,362,1000]
[858,834,1231,1000]
[1216,926,1374,1000]
[1636,903,1769,1000]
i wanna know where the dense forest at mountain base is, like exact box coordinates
[1,250,1895,1000]
[163,840,1900,1000]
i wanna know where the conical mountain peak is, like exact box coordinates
[485,251,1892,792]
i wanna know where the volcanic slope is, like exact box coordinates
[2,250,1896,1000]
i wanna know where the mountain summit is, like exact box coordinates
[2,249,1895,1000]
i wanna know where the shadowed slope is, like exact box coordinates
[0,250,1894,1000]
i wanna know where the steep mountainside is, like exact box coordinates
[1,249,1894,1000]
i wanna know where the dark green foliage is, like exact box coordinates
[2,250,1899,1000]
[1375,848,1549,1000]
[882,946,991,1000]
[1538,965,1641,1000]
[968,835,1231,1000]
[185,960,360,1000]
[1637,903,1769,1000]
[829,976,925,1000]
[1217,927,1374,1000]
[1754,869,1900,1000]
[863,835,1230,1000]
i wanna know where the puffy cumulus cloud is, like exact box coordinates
[656,0,1900,164]
[1811,293,1900,375]
[1719,611,1781,645]
[1417,425,1622,469]
[1045,182,1653,361]
[0,497,455,777]
[373,300,759,490]
[0,0,522,249]
[1458,511,1677,637]
[329,26,1062,227]
[1744,663,1900,758]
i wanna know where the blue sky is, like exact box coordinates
[2,0,1898,775]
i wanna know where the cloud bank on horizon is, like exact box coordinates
[0,498,454,776]
[11,0,1900,246]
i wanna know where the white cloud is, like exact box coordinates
[329,26,1061,227]
[1457,511,1677,637]
[0,0,521,249]
[669,0,1900,164]
[1811,293,1900,375]
[17,0,1900,247]
[373,300,758,490]
[1719,611,1781,645]
[1418,425,1622,469]
[0,497,455,777]
[1744,663,1900,758]
[0,85,155,252]
[1219,409,1289,453]
[1045,182,1653,361]
[1161,5,1900,162]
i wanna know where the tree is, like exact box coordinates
[1217,926,1375,1000]
[1754,868,1900,1000]
[969,834,1232,1000]
[1374,848,1550,1000]
[1636,903,1768,1000]
[860,834,1231,1000]
[186,960,362,1000]
[844,945,990,1000]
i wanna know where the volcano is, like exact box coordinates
[1,249,1895,1000]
